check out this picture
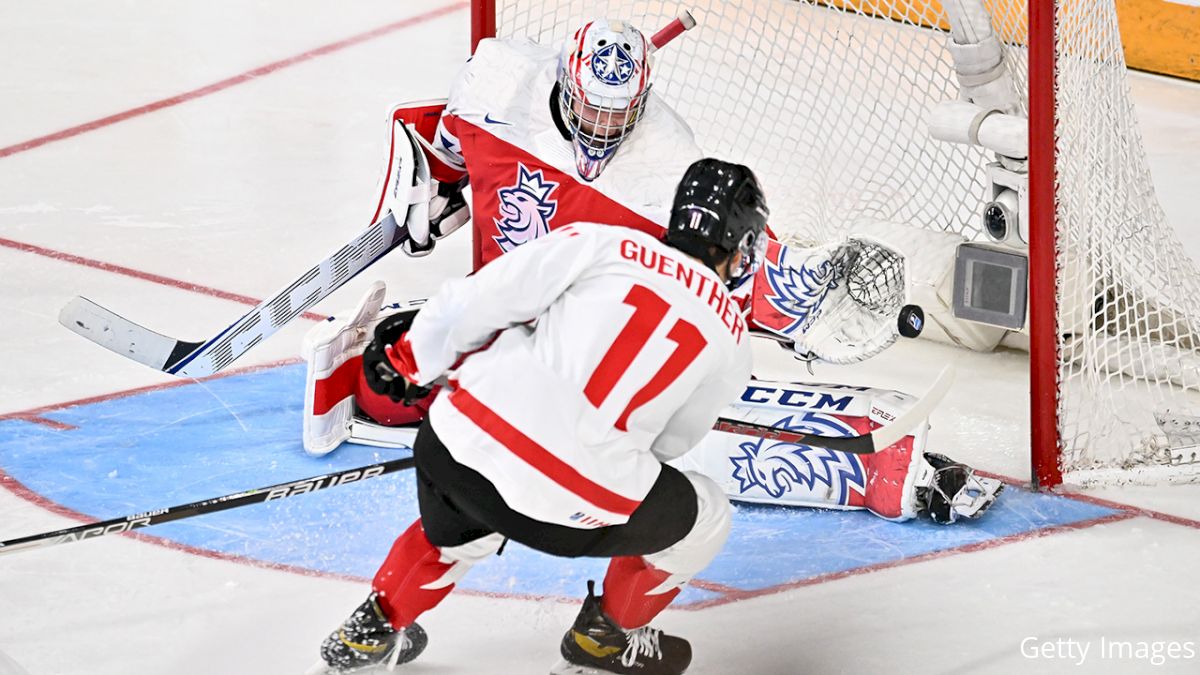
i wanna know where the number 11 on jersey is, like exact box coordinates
[584,284,708,430]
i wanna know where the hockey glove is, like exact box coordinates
[429,178,470,239]
[749,236,909,364]
[402,178,470,257]
[362,310,432,405]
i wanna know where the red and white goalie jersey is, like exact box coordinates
[425,37,703,266]
[402,223,752,529]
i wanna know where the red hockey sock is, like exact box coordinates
[371,520,458,629]
[601,556,682,630]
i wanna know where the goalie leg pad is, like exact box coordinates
[303,282,389,457]
[302,284,428,456]
[675,379,931,520]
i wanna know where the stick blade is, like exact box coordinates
[58,297,201,374]
[869,362,957,451]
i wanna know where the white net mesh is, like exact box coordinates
[487,0,1200,479]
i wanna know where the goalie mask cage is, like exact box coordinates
[471,0,1200,488]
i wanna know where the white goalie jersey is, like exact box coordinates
[430,37,703,265]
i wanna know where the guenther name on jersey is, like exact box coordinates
[619,238,745,342]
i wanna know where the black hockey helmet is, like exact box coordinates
[666,158,769,290]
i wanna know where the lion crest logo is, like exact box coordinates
[730,412,867,504]
[493,164,560,252]
[762,246,839,335]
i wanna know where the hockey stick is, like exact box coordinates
[58,211,411,378]
[648,9,697,52]
[713,363,956,454]
[57,14,698,379]
[0,456,414,557]
[0,364,951,557]
[342,365,956,455]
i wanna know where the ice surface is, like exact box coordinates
[1,2,1198,673]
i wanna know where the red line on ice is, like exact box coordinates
[0,357,302,427]
[679,511,1138,611]
[0,3,468,159]
[978,469,1200,531]
[1055,491,1200,531]
[4,371,1195,605]
[0,237,328,321]
[0,462,587,607]
[0,464,1142,612]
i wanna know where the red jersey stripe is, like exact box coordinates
[448,387,643,517]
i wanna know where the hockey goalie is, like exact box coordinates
[301,18,1001,526]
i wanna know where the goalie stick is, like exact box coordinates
[59,207,412,379]
[714,363,956,454]
[0,366,949,556]
[56,15,698,379]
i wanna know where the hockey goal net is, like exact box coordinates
[472,0,1200,486]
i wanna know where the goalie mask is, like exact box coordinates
[667,158,770,290]
[558,19,652,181]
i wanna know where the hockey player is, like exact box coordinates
[345,16,900,444]
[312,158,768,675]
[395,18,699,259]
[343,17,704,431]
[304,16,1001,525]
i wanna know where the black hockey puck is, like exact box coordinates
[898,304,924,338]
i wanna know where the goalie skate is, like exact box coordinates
[916,453,1005,524]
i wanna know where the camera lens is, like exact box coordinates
[983,202,1009,241]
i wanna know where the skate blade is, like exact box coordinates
[549,658,614,675]
[303,662,391,675]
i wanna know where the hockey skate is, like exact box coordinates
[310,594,428,674]
[550,581,692,675]
[918,452,1005,524]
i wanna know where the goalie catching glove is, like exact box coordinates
[749,235,911,364]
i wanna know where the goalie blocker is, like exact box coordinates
[376,99,472,257]
[304,281,1001,525]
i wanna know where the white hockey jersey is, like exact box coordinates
[405,223,752,529]
[431,37,703,266]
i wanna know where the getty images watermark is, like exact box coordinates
[1021,637,1197,667]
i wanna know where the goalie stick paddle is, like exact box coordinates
[0,455,414,557]
[59,210,410,378]
[713,363,956,454]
